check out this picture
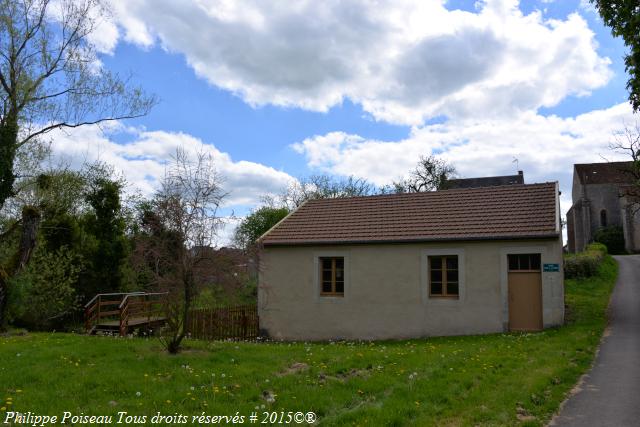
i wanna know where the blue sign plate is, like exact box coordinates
[543,263,560,272]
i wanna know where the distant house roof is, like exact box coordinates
[261,182,559,246]
[575,161,636,185]
[446,171,524,189]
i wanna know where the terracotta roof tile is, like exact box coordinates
[261,182,559,246]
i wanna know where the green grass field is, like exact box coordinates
[0,257,617,426]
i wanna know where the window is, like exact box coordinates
[320,257,344,297]
[429,255,459,298]
[600,209,607,227]
[508,253,541,271]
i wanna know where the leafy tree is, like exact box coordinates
[234,206,289,249]
[0,0,155,211]
[8,246,82,330]
[384,155,456,193]
[591,1,640,110]
[81,177,128,298]
[0,0,155,329]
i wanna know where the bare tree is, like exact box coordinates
[135,148,227,353]
[280,174,377,209]
[0,0,155,328]
[610,122,640,211]
[383,155,456,193]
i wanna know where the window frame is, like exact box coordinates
[428,255,460,298]
[314,251,349,302]
[319,256,345,297]
[421,248,465,305]
[507,253,541,273]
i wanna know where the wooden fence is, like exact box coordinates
[188,305,258,341]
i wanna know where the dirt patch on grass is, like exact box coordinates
[278,362,309,376]
[317,367,372,384]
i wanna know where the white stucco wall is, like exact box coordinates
[258,238,564,341]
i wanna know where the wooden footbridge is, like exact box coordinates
[84,292,168,336]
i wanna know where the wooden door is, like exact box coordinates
[508,254,543,331]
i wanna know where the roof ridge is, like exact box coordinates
[304,181,557,204]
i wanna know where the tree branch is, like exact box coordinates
[17,113,148,147]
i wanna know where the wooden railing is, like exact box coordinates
[84,292,167,335]
[119,292,168,336]
[84,292,142,333]
[85,293,257,340]
[188,305,258,341]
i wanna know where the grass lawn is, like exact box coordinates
[0,257,617,426]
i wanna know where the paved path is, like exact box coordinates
[550,255,640,427]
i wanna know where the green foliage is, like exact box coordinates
[591,1,640,111]
[234,206,289,248]
[81,178,128,297]
[594,225,626,255]
[564,244,607,279]
[586,242,608,256]
[2,167,135,331]
[194,278,257,308]
[40,213,81,252]
[8,247,82,330]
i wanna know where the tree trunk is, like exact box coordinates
[0,115,19,214]
[0,269,8,332]
[17,206,41,271]
[0,206,41,330]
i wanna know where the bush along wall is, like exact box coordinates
[594,226,626,255]
[564,243,607,279]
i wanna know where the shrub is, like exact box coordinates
[564,244,606,279]
[8,247,82,330]
[586,242,607,256]
[594,226,626,255]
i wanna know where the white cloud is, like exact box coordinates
[97,0,611,125]
[47,124,296,209]
[292,102,638,219]
[578,0,598,14]
[46,124,297,246]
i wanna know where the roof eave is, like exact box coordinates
[262,233,561,247]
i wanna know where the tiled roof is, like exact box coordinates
[575,162,636,185]
[446,172,524,189]
[261,182,559,246]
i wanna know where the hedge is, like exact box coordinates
[564,243,607,279]
[594,226,626,255]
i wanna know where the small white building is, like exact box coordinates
[258,182,564,341]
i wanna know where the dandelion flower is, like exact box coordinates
[136,392,141,397]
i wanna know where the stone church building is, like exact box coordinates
[566,161,640,253]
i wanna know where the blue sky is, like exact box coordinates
[50,0,637,244]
